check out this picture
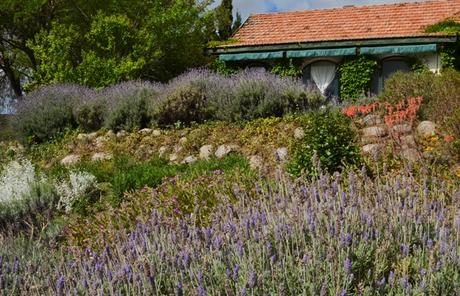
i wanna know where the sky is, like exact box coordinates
[221,0,422,21]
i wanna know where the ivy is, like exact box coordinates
[338,56,377,101]
[425,19,460,71]
[270,59,302,78]
[211,59,238,76]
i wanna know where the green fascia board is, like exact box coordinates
[219,51,284,61]
[286,47,356,58]
[360,44,437,55]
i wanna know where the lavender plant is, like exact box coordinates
[0,166,459,295]
[14,84,95,142]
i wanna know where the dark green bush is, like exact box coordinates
[288,110,362,178]
[154,83,212,127]
[15,84,94,142]
[74,100,106,132]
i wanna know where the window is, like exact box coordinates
[371,58,410,94]
[303,61,339,98]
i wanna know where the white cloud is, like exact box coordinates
[223,0,423,22]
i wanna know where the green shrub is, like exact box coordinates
[154,83,212,127]
[74,100,106,132]
[15,84,93,142]
[0,115,15,141]
[288,110,362,178]
[381,70,460,123]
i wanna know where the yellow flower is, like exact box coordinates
[456,168,460,179]
[425,146,434,153]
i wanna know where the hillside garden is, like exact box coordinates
[0,67,459,295]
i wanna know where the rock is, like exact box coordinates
[169,153,178,163]
[152,130,162,137]
[158,146,168,157]
[401,148,421,162]
[116,130,128,138]
[106,130,116,139]
[274,147,288,162]
[363,114,383,126]
[199,145,213,160]
[215,144,240,159]
[76,133,88,141]
[139,128,153,135]
[179,137,187,145]
[91,152,112,162]
[392,123,412,134]
[61,154,81,166]
[94,136,108,149]
[362,125,388,138]
[88,132,99,140]
[417,121,436,138]
[361,136,386,146]
[362,144,384,157]
[249,155,264,171]
[182,156,197,164]
[399,135,417,148]
[173,145,182,153]
[294,128,305,140]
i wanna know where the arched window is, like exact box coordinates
[303,61,339,98]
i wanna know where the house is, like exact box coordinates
[208,0,460,97]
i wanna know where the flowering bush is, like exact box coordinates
[1,166,460,295]
[56,171,98,213]
[0,159,58,231]
[15,84,95,142]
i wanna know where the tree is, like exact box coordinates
[232,12,242,33]
[28,0,215,87]
[216,0,233,40]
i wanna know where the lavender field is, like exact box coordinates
[1,166,459,295]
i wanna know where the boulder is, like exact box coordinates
[94,136,108,149]
[158,146,168,157]
[362,126,388,138]
[199,145,214,160]
[363,114,383,126]
[76,133,89,141]
[399,135,417,148]
[152,129,162,137]
[106,130,116,139]
[61,154,81,166]
[274,147,288,162]
[91,152,112,162]
[294,128,305,140]
[169,153,178,163]
[139,128,153,135]
[249,155,264,171]
[215,144,240,159]
[116,130,128,138]
[362,144,384,157]
[179,137,187,145]
[87,132,99,140]
[392,124,412,134]
[401,148,421,162]
[182,156,198,164]
[417,121,436,138]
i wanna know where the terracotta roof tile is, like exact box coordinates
[226,0,460,47]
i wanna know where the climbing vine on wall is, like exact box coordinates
[270,59,302,78]
[338,56,378,101]
[425,19,460,71]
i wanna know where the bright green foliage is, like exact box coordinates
[288,110,362,178]
[270,59,302,78]
[27,0,214,88]
[212,59,239,76]
[338,56,378,101]
[425,19,460,71]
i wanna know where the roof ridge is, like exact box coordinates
[246,0,459,18]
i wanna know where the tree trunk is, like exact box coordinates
[1,62,23,98]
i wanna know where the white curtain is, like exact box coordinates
[310,61,336,95]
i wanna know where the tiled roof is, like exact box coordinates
[226,0,460,47]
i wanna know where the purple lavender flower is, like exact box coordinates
[197,285,207,296]
[247,271,257,288]
[401,243,409,257]
[343,258,352,275]
[56,275,65,296]
[340,233,352,247]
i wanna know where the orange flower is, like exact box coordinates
[444,135,455,142]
